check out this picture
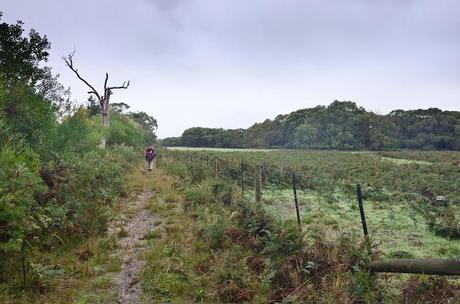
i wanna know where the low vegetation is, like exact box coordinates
[0,14,157,302]
[168,149,460,255]
[139,150,460,303]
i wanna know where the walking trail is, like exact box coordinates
[109,190,155,304]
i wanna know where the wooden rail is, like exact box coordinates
[367,258,460,275]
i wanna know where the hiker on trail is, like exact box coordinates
[144,144,157,172]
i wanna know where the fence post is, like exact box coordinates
[214,159,218,177]
[292,172,301,228]
[356,184,368,237]
[240,163,244,199]
[255,165,262,203]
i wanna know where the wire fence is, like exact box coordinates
[161,149,460,276]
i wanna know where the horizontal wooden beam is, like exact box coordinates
[367,258,460,276]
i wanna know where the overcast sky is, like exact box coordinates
[2,0,460,137]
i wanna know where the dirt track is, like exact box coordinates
[110,190,155,304]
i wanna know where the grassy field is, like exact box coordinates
[263,188,458,259]
[165,148,460,260]
[166,146,282,152]
[150,149,460,302]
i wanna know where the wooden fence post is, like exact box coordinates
[240,163,244,199]
[255,165,262,203]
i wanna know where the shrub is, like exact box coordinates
[49,109,100,158]
[211,180,237,205]
[185,185,213,205]
[0,145,51,287]
[204,217,227,250]
[428,210,460,239]
[105,112,150,147]
[186,162,206,184]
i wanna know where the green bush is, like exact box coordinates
[105,112,152,147]
[49,109,100,158]
[0,148,46,252]
[0,83,56,153]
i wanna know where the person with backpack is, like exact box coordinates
[144,144,157,172]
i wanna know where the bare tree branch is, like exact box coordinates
[108,80,130,90]
[63,50,102,101]
[104,72,109,93]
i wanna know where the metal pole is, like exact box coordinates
[292,172,301,227]
[357,184,372,255]
[357,184,368,237]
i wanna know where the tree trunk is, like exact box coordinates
[99,96,110,148]
[102,110,109,127]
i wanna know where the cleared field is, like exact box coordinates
[166,146,280,152]
[263,188,458,259]
[166,148,460,259]
[155,148,460,302]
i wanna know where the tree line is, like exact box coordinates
[162,101,460,150]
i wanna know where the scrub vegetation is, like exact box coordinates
[138,149,460,303]
[0,14,157,303]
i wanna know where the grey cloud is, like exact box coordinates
[145,0,186,11]
[2,0,459,137]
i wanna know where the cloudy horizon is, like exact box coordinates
[2,0,459,138]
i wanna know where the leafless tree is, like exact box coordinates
[63,50,130,147]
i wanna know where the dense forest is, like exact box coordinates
[0,13,156,290]
[163,101,460,150]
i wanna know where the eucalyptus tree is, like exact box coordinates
[63,51,130,147]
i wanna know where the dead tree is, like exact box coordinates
[63,50,130,148]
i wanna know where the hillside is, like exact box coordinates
[162,101,460,150]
